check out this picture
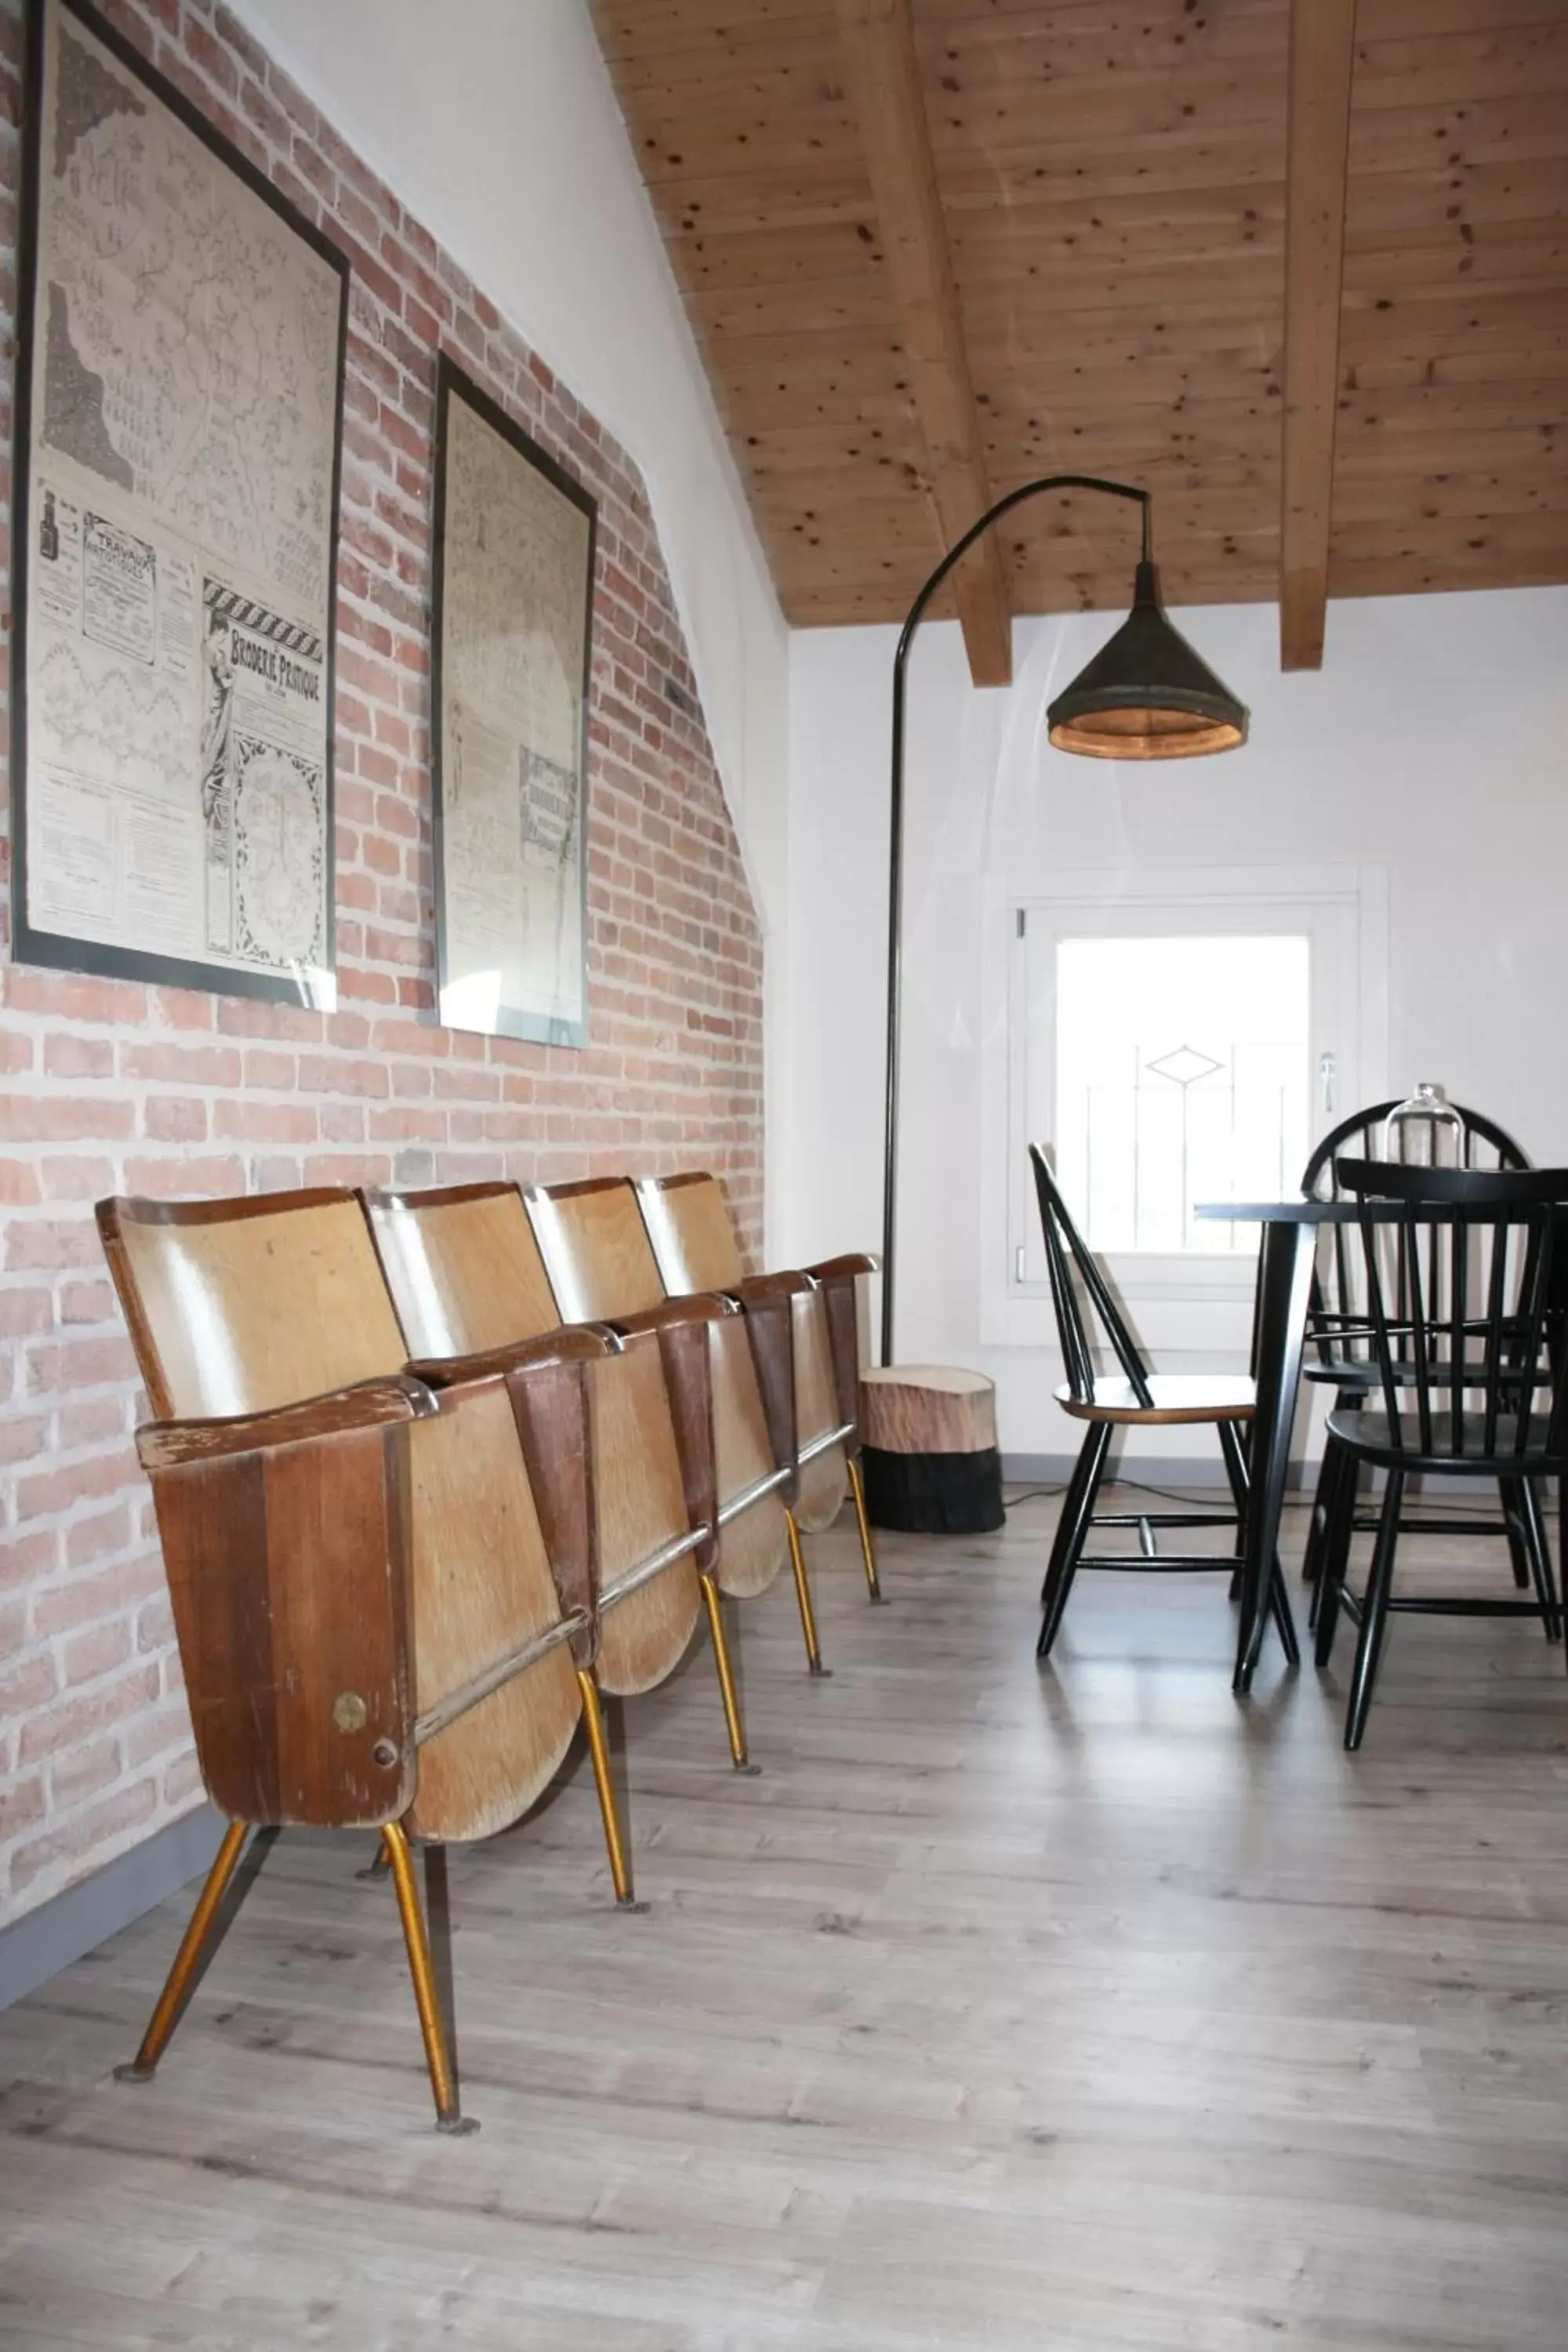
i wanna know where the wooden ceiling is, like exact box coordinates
[592,0,1568,675]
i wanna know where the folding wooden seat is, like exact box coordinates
[634,1171,883,1600]
[521,1177,826,1670]
[96,1188,665,2131]
[362,1179,753,1771]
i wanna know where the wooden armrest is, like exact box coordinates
[805,1251,880,1279]
[136,1375,437,1471]
[406,1325,615,1388]
[732,1270,813,1305]
[614,1295,732,1338]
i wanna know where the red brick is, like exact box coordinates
[121,1156,247,1197]
[24,1338,139,1397]
[214,1100,318,1145]
[185,16,240,100]
[143,1095,209,1143]
[2,972,146,1024]
[125,1698,189,1769]
[0,1414,48,1466]
[14,1446,140,1523]
[17,1664,162,1765]
[49,1737,124,1811]
[121,1041,242,1087]
[6,1216,100,1272]
[0,1287,52,1338]
[56,1397,125,1452]
[0,1650,59,1717]
[0,1531,58,1593]
[0,1774,45,1842]
[60,1279,115,1326]
[0,1095,136,1142]
[38,1156,115,1202]
[162,1751,205,1809]
[63,1620,133,1687]
[44,1035,114,1080]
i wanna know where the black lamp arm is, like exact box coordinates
[879,474,1150,1366]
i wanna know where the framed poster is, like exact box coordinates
[10,0,349,1007]
[432,355,595,1047]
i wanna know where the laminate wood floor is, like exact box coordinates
[3,1484,1567,2350]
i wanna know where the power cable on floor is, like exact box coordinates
[1004,1477,1529,1517]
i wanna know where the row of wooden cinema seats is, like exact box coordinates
[96,1173,881,2132]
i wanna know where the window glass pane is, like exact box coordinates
[1055,935,1310,1253]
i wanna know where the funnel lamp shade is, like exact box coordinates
[880,477,1249,1364]
[1047,561,1248,759]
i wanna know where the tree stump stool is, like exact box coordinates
[858,1366,1005,1535]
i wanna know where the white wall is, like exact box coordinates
[232,0,795,1235]
[784,586,1568,1465]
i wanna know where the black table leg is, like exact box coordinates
[1234,1219,1316,1694]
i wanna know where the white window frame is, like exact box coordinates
[978,863,1388,1354]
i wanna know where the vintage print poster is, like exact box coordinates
[433,358,595,1047]
[12,0,348,1004]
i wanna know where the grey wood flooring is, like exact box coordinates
[2,1483,1567,2350]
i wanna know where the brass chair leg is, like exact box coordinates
[847,1454,885,1603]
[700,1571,760,1773]
[114,1818,249,2085]
[380,1821,475,2135]
[576,1668,644,1910]
[786,1508,831,1676]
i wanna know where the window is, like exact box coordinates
[1054,933,1310,1257]
[979,866,1387,1352]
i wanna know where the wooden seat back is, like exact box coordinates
[528,1175,789,1598]
[637,1170,850,1531]
[363,1178,707,1697]
[361,1180,560,1358]
[524,1176,667,1322]
[98,1189,408,1419]
[636,1171,746,1292]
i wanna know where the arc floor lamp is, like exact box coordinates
[879,474,1250,1364]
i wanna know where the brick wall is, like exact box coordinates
[0,0,767,1923]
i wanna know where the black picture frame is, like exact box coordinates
[430,353,597,1051]
[9,0,350,1006]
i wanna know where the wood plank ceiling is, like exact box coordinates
[592,0,1568,666]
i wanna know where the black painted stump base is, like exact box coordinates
[858,1367,1004,1536]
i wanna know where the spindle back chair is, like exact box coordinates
[1299,1102,1534,1611]
[1312,1159,1568,1748]
[1028,1145,1298,1668]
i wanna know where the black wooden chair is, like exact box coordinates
[1314,1158,1568,1748]
[1299,1101,1533,1614]
[1029,1143,1298,1665]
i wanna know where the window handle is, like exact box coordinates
[1015,1244,1026,1283]
[1319,1051,1337,1116]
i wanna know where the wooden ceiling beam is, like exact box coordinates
[1279,0,1359,671]
[834,0,1012,686]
